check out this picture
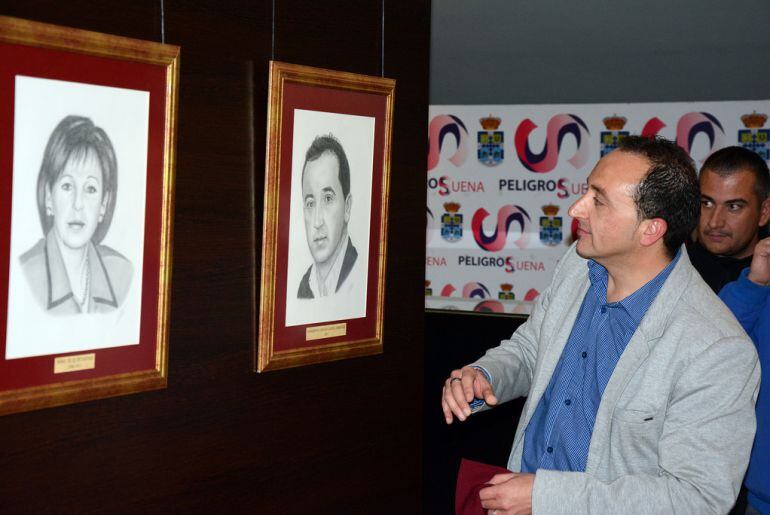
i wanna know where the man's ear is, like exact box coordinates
[344,193,352,224]
[759,196,770,227]
[639,217,668,248]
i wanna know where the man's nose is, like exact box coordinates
[706,205,726,229]
[312,205,323,228]
[568,194,587,219]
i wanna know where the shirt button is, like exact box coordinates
[600,306,607,314]
[581,351,587,358]
[564,399,572,406]
[547,446,553,453]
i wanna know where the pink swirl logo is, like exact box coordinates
[640,117,666,137]
[676,112,724,162]
[472,205,531,252]
[439,282,491,299]
[474,300,504,313]
[514,114,590,173]
[427,114,469,171]
[462,282,491,299]
[524,288,540,301]
[440,284,456,297]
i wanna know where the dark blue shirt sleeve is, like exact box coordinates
[719,268,770,338]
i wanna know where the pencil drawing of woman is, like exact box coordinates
[20,115,132,315]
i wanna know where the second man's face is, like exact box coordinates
[301,152,351,267]
[698,170,770,258]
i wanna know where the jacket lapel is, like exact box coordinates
[585,246,693,472]
[89,244,118,308]
[45,232,74,309]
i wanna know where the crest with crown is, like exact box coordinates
[498,283,515,300]
[602,114,627,131]
[741,112,768,129]
[541,204,560,217]
[480,114,502,131]
[443,202,461,214]
[440,202,463,242]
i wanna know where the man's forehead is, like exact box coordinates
[588,152,648,197]
[699,169,758,200]
[302,152,342,190]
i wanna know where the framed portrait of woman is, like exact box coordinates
[0,16,179,415]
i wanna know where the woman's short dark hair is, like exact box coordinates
[617,136,700,258]
[36,115,118,243]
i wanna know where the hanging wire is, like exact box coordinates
[271,0,276,60]
[160,0,166,44]
[381,0,385,76]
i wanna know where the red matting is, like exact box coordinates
[272,82,387,352]
[0,42,167,390]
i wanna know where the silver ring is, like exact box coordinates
[492,510,498,515]
[450,377,462,384]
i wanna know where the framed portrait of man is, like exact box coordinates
[257,61,395,372]
[0,16,178,415]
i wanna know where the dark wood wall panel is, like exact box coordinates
[0,1,161,40]
[0,1,429,512]
[274,0,382,75]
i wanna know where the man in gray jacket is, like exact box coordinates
[442,136,759,514]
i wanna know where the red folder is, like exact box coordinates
[455,458,511,515]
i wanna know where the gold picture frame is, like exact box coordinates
[0,16,179,415]
[257,61,395,372]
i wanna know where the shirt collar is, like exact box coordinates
[587,249,681,325]
[308,234,349,297]
[45,230,119,310]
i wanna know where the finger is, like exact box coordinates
[487,472,516,485]
[441,387,453,424]
[478,382,498,406]
[472,373,488,398]
[444,378,469,421]
[468,369,498,406]
[450,377,472,417]
[461,372,475,403]
[479,485,496,501]
[757,239,770,257]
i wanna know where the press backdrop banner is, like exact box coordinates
[425,100,770,315]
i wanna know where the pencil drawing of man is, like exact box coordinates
[297,134,359,299]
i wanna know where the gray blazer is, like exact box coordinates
[473,244,759,514]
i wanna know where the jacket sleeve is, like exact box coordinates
[719,268,770,339]
[470,246,573,406]
[531,335,760,515]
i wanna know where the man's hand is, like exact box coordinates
[441,365,497,424]
[479,472,534,515]
[748,237,770,286]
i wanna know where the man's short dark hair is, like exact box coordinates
[700,145,770,200]
[302,134,350,198]
[616,135,700,258]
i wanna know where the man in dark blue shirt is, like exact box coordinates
[442,136,759,514]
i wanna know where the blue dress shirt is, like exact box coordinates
[520,251,680,473]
